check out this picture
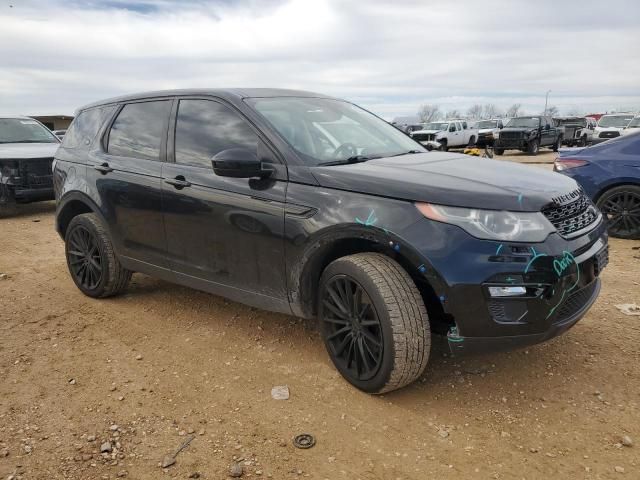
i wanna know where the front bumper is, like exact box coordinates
[401,216,608,356]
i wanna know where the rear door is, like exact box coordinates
[161,97,289,308]
[88,99,172,268]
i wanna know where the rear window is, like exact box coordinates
[62,106,115,149]
[107,101,171,161]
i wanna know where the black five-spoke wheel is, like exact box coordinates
[67,225,103,290]
[598,186,640,239]
[321,275,383,381]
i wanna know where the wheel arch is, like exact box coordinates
[290,228,448,327]
[594,179,640,204]
[56,192,106,239]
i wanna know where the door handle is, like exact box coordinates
[94,162,113,174]
[164,176,192,189]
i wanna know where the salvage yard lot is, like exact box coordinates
[1,158,639,480]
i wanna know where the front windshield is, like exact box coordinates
[422,122,449,131]
[505,117,540,128]
[556,118,587,127]
[626,117,640,128]
[247,97,425,165]
[476,120,497,129]
[598,115,634,128]
[0,118,59,144]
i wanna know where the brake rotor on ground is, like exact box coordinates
[293,433,316,449]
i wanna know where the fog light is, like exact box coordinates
[489,286,527,297]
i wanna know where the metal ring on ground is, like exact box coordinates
[293,434,316,449]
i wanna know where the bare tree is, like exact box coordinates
[417,104,442,123]
[545,105,559,117]
[505,103,522,117]
[482,103,501,119]
[444,109,461,119]
[565,107,584,116]
[467,104,483,119]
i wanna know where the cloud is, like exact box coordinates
[0,0,638,118]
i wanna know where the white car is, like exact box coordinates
[474,119,506,147]
[410,120,478,151]
[592,113,636,143]
[622,116,640,136]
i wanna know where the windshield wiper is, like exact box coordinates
[387,150,422,158]
[318,155,372,166]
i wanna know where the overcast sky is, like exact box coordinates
[1,0,639,119]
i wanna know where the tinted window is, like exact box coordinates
[107,101,171,161]
[62,106,115,149]
[175,100,258,168]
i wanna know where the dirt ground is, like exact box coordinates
[1,154,639,480]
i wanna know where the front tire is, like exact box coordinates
[494,148,504,156]
[318,253,431,393]
[596,185,640,239]
[552,136,562,152]
[527,139,540,155]
[65,213,132,298]
[440,139,448,152]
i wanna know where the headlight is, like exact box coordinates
[415,203,555,241]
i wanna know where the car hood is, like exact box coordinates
[478,128,495,134]
[310,152,579,211]
[0,142,59,159]
[499,127,536,133]
[412,129,442,135]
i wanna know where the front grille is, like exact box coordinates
[412,133,435,142]
[564,126,577,139]
[541,192,599,238]
[554,281,598,324]
[500,131,523,141]
[600,131,620,139]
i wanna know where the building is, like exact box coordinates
[29,115,74,131]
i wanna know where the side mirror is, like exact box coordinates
[498,123,504,129]
[212,148,272,179]
[545,124,550,130]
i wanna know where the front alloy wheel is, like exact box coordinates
[597,185,640,239]
[319,253,431,393]
[321,275,383,382]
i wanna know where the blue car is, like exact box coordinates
[554,131,640,239]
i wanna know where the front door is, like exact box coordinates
[89,99,172,268]
[161,98,289,309]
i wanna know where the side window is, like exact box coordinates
[62,106,115,149]
[107,101,171,161]
[461,121,467,129]
[174,99,258,168]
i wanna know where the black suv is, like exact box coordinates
[494,115,563,156]
[54,89,608,393]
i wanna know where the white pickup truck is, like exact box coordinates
[409,120,478,151]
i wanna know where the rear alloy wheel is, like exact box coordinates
[597,185,640,239]
[65,213,132,297]
[319,253,431,393]
[527,139,539,155]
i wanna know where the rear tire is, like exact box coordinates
[527,139,539,155]
[318,253,431,394]
[65,213,132,298]
[494,148,504,156]
[596,185,640,239]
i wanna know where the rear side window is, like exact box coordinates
[174,99,258,168]
[62,106,115,149]
[107,101,171,161]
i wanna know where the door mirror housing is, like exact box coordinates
[545,124,551,130]
[212,148,273,179]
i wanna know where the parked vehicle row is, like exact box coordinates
[409,120,477,151]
